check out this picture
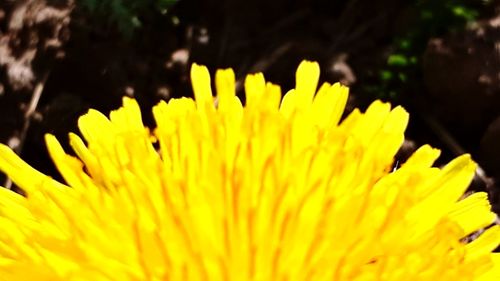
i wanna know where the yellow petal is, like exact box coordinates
[191,63,214,111]
[294,60,320,107]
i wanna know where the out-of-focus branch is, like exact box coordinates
[4,70,49,189]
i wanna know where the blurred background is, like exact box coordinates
[0,0,499,212]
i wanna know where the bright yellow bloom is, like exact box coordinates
[0,61,499,281]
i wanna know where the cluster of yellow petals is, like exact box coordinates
[0,61,499,281]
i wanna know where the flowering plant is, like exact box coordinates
[0,61,498,280]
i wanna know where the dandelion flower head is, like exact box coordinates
[0,61,499,280]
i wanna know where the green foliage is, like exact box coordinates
[78,0,178,38]
[366,0,483,100]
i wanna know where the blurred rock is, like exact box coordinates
[0,0,74,93]
[422,13,500,139]
[395,139,417,164]
[326,53,356,86]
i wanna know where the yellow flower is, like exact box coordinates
[0,61,499,281]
